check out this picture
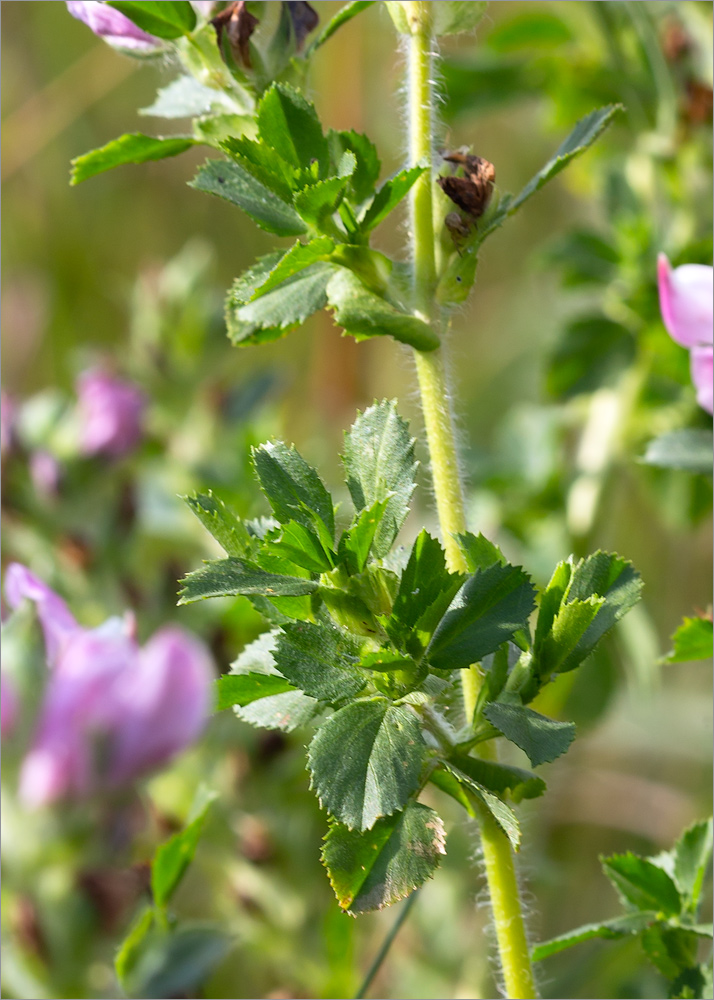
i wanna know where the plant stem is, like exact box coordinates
[354,889,420,999]
[405,4,538,996]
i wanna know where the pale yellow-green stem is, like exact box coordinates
[404,4,538,996]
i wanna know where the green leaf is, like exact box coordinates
[274,622,366,704]
[642,430,713,475]
[193,114,254,147]
[217,672,296,710]
[532,911,657,961]
[547,317,635,400]
[308,700,426,830]
[184,492,248,557]
[360,165,427,231]
[106,0,196,38]
[228,630,320,731]
[433,1,488,35]
[250,238,335,299]
[322,802,445,914]
[190,159,307,236]
[453,755,546,803]
[293,171,353,229]
[221,135,300,202]
[327,270,439,351]
[482,703,575,766]
[178,558,318,604]
[308,1,377,53]
[673,819,713,912]
[670,964,713,1000]
[442,761,521,849]
[641,924,699,979]
[602,853,683,916]
[274,520,334,574]
[456,531,506,572]
[387,530,464,652]
[252,440,335,543]
[141,77,238,118]
[115,908,155,992]
[122,925,232,1000]
[71,133,195,185]
[487,10,573,51]
[665,617,713,664]
[328,129,381,203]
[338,498,391,574]
[256,83,329,177]
[226,257,334,346]
[342,400,418,558]
[534,596,605,677]
[427,562,536,670]
[152,789,216,909]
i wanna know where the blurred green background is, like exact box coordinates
[2,2,712,998]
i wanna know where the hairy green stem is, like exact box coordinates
[404,4,537,996]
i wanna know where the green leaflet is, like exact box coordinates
[532,911,658,962]
[326,270,439,351]
[664,617,714,664]
[327,129,381,203]
[342,400,418,559]
[190,160,307,236]
[221,135,301,202]
[249,238,335,299]
[274,622,366,704]
[307,1,378,54]
[293,170,353,229]
[216,673,297,710]
[452,754,546,803]
[440,762,521,850]
[273,520,334,574]
[672,819,714,911]
[308,699,426,830]
[152,789,216,909]
[322,802,445,914]
[482,703,575,767]
[602,853,683,917]
[360,164,427,231]
[427,562,536,670]
[178,558,318,604]
[456,531,506,572]
[256,83,330,177]
[337,497,391,574]
[642,429,714,475]
[71,133,196,185]
[183,492,249,557]
[252,440,335,544]
[106,0,195,38]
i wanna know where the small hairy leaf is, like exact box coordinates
[308,700,426,831]
[665,617,714,664]
[532,911,657,961]
[106,0,195,37]
[327,270,439,350]
[642,429,713,475]
[441,762,521,849]
[178,558,318,603]
[673,819,713,912]
[360,164,427,231]
[602,853,683,916]
[256,83,329,177]
[152,789,216,908]
[274,622,366,704]
[483,703,575,766]
[322,802,445,914]
[184,492,248,557]
[453,755,546,803]
[252,441,335,543]
[71,133,195,185]
[190,160,307,236]
[427,563,536,670]
[343,400,418,558]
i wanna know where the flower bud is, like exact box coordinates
[76,369,146,458]
[66,1,162,52]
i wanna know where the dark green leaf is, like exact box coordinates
[547,317,635,400]
[183,492,248,557]
[256,83,329,177]
[453,755,546,803]
[71,133,196,185]
[152,789,216,908]
[322,802,445,914]
[670,964,712,1000]
[250,238,335,298]
[308,700,426,830]
[106,1,196,38]
[532,912,657,961]
[217,672,296,710]
[123,924,232,1000]
[360,165,427,232]
[252,440,335,542]
[387,530,464,652]
[665,617,713,664]
[229,631,320,731]
[642,430,713,475]
[275,622,366,704]
[226,258,334,346]
[427,563,536,670]
[342,400,418,558]
[221,135,300,201]
[338,498,391,574]
[178,558,318,604]
[308,1,377,53]
[673,819,713,911]
[456,531,506,572]
[441,762,521,849]
[483,703,575,766]
[141,77,237,118]
[328,129,381,203]
[190,159,307,236]
[602,853,682,916]
[327,270,438,351]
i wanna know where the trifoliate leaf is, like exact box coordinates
[249,238,336,299]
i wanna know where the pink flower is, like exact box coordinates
[1,674,18,739]
[66,1,161,51]
[77,369,146,458]
[5,564,213,808]
[657,254,713,414]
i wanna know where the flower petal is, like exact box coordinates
[658,254,713,349]
[4,564,79,668]
[691,345,714,415]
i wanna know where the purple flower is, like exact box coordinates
[66,1,161,51]
[77,369,146,458]
[5,565,213,808]
[657,254,713,414]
